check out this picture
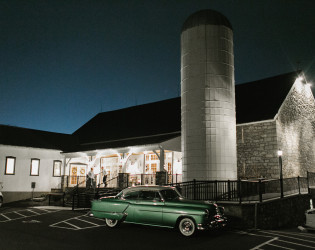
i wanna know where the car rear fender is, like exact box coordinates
[92,199,130,221]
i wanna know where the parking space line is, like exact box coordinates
[269,230,315,239]
[277,239,315,249]
[50,215,106,230]
[27,209,40,215]
[0,214,11,221]
[268,243,294,250]
[250,237,278,250]
[63,221,82,230]
[14,211,27,217]
[75,217,100,226]
[0,208,61,223]
[261,230,315,244]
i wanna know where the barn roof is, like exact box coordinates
[0,71,302,152]
[235,71,301,124]
[0,125,74,151]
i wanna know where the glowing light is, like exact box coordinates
[277,150,283,156]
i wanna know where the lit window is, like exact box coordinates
[5,157,16,175]
[53,160,62,177]
[30,159,40,176]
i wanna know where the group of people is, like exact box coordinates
[86,167,108,189]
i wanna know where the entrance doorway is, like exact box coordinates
[70,163,87,187]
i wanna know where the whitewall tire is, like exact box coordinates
[178,217,196,237]
[105,218,120,228]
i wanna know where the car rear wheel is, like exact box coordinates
[178,217,196,237]
[105,218,120,228]
[0,196,3,207]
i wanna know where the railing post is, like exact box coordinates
[280,177,284,198]
[215,180,218,201]
[298,176,301,195]
[228,180,231,201]
[193,179,196,200]
[238,178,242,204]
[307,171,310,194]
[258,179,262,202]
[72,193,75,211]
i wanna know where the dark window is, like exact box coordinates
[123,191,140,200]
[140,191,161,201]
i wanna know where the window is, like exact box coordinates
[123,191,140,200]
[140,191,161,201]
[151,154,158,160]
[5,157,16,175]
[53,160,62,177]
[30,159,40,176]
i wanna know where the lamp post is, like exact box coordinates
[278,150,284,198]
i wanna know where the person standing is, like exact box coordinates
[101,167,107,187]
[87,167,95,189]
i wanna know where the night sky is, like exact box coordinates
[1,0,315,134]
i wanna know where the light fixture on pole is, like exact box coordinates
[278,149,284,198]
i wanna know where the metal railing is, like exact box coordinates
[170,174,312,203]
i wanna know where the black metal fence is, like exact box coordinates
[170,173,313,203]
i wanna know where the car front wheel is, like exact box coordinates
[178,217,196,237]
[105,218,120,228]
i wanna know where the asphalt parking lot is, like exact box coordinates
[1,203,315,250]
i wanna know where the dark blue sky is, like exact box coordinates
[1,0,315,134]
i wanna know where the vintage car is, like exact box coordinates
[91,186,226,236]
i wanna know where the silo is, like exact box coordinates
[181,9,237,181]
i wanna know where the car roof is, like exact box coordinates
[122,185,175,193]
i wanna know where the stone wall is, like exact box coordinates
[276,81,315,177]
[219,194,311,229]
[236,121,279,179]
[237,80,315,179]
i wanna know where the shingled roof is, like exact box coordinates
[235,71,301,124]
[0,125,74,151]
[71,97,181,151]
[0,71,301,152]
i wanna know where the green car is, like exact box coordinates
[91,186,226,236]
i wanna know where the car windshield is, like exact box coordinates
[160,189,182,200]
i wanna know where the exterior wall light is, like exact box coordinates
[277,150,283,156]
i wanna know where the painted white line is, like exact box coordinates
[269,230,315,239]
[63,221,82,230]
[49,223,78,231]
[250,237,278,250]
[277,239,315,249]
[27,209,40,215]
[0,209,61,223]
[14,211,27,217]
[75,217,100,226]
[268,243,295,250]
[0,214,11,221]
[261,230,315,244]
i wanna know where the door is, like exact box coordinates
[134,190,164,225]
[70,164,87,187]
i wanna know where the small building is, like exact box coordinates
[0,125,72,202]
[236,71,315,179]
